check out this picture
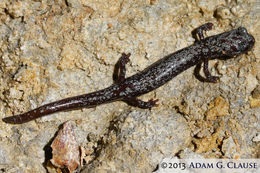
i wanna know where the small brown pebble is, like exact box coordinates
[51,121,80,173]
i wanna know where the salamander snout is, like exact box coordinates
[237,27,255,51]
[221,27,255,57]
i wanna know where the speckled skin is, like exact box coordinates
[2,23,255,124]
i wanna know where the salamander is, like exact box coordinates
[2,23,255,124]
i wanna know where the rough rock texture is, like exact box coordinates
[82,110,190,172]
[0,0,259,172]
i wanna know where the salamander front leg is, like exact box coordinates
[123,97,159,109]
[203,59,219,83]
[113,53,131,83]
[194,60,219,83]
[193,23,219,83]
[192,22,213,41]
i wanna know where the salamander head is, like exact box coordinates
[220,27,255,57]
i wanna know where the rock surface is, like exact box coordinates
[0,0,259,172]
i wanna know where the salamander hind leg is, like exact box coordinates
[123,97,159,109]
[113,53,131,83]
[192,22,213,41]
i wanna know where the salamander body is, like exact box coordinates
[2,23,255,124]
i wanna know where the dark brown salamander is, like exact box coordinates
[2,23,255,124]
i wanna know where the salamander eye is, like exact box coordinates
[237,27,247,35]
